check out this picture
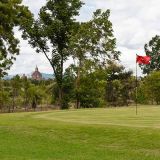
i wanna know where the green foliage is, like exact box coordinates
[0,88,10,110]
[106,62,134,106]
[140,35,160,74]
[24,0,83,109]
[136,82,148,104]
[23,2,122,109]
[59,60,135,108]
[27,85,46,109]
[0,0,33,78]
[0,76,53,112]
[70,9,120,62]
[9,75,22,111]
[20,76,31,109]
[77,61,105,108]
[142,71,160,104]
[68,9,120,108]
[62,66,76,109]
[0,1,148,109]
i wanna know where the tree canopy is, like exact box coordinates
[23,0,83,109]
[0,0,32,78]
[140,35,160,74]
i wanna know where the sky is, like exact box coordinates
[8,0,160,76]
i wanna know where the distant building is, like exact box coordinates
[32,66,42,80]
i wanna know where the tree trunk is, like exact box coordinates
[58,86,63,109]
[59,51,64,110]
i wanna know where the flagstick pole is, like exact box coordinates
[136,57,138,115]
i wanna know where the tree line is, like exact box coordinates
[1,0,160,111]
[0,61,135,111]
[1,64,160,112]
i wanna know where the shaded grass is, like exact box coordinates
[0,105,160,159]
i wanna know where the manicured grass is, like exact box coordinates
[0,105,160,159]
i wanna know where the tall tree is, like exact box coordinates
[140,35,160,74]
[24,0,83,109]
[10,75,21,112]
[0,0,32,78]
[69,9,120,108]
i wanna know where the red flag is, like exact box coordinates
[136,55,151,64]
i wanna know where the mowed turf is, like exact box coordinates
[0,106,160,160]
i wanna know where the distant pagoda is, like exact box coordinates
[32,66,42,80]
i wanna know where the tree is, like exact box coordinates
[24,0,83,109]
[77,60,103,108]
[0,89,10,112]
[69,9,120,108]
[136,81,149,104]
[62,65,76,109]
[105,62,134,106]
[0,80,11,112]
[66,60,107,108]
[21,76,30,110]
[140,35,160,74]
[142,71,160,104]
[0,0,33,78]
[10,75,21,112]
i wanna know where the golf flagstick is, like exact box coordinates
[136,54,138,115]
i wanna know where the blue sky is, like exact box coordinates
[9,0,160,75]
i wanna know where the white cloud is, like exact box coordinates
[8,0,160,75]
[22,0,45,17]
[119,47,143,76]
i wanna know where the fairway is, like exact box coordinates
[0,106,160,160]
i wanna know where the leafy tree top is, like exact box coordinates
[23,0,83,85]
[140,35,160,74]
[69,9,120,64]
[0,0,33,78]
